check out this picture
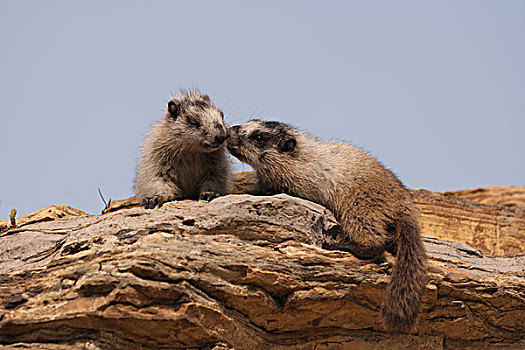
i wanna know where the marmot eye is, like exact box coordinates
[249,133,265,143]
[188,118,201,128]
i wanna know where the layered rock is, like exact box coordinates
[443,186,525,211]
[0,206,87,233]
[0,173,524,349]
[413,189,524,256]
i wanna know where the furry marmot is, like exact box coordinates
[135,90,232,208]
[227,120,427,332]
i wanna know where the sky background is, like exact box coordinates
[1,0,524,217]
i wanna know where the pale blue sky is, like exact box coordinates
[1,1,524,216]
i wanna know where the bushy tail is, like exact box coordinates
[381,212,427,332]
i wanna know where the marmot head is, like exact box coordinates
[227,120,298,169]
[166,90,227,152]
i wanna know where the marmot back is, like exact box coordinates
[227,120,427,332]
[135,90,232,208]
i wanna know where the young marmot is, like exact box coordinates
[227,120,427,332]
[135,90,232,208]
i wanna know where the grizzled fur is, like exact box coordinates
[227,120,427,332]
[135,90,232,209]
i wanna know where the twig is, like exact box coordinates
[98,188,112,212]
[98,188,108,207]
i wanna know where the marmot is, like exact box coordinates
[227,120,427,332]
[135,90,232,208]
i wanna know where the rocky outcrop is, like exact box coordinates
[443,186,525,211]
[413,189,524,256]
[0,174,524,349]
[0,206,87,233]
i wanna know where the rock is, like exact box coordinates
[413,189,524,256]
[0,205,89,234]
[0,192,524,349]
[443,186,525,211]
[101,197,139,214]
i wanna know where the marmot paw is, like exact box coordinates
[142,197,166,209]
[199,190,221,202]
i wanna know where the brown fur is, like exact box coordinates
[227,120,427,332]
[135,90,232,208]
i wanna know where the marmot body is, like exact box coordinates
[135,90,232,208]
[227,120,427,332]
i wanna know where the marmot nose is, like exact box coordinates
[214,134,226,144]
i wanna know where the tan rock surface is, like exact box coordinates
[0,194,524,349]
[413,189,525,256]
[0,206,89,233]
[443,186,525,211]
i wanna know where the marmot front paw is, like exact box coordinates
[142,195,175,209]
[199,190,221,202]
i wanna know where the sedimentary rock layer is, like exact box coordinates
[1,194,523,349]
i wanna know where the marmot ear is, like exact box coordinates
[168,100,180,119]
[280,138,296,153]
[203,94,211,102]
